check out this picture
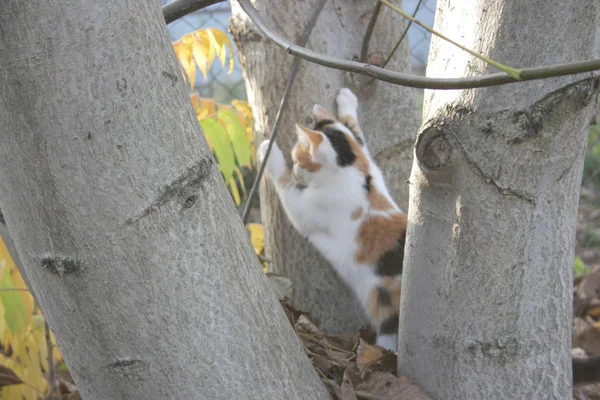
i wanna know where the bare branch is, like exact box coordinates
[44,320,56,400]
[236,0,600,90]
[162,0,225,24]
[360,2,382,63]
[381,0,423,69]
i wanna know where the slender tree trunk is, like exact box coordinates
[231,0,419,332]
[398,1,600,398]
[0,2,328,399]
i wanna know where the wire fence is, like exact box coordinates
[164,0,437,103]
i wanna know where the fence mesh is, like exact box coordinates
[163,0,437,102]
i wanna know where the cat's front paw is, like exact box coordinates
[258,139,287,180]
[258,140,271,165]
[336,88,358,115]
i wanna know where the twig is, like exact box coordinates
[45,320,56,399]
[360,2,382,63]
[378,0,521,79]
[162,0,225,24]
[236,0,600,90]
[241,0,328,224]
[381,0,423,69]
[257,254,272,263]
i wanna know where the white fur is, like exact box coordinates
[259,89,402,351]
[376,335,398,351]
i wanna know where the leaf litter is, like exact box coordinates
[280,300,431,400]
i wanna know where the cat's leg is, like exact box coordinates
[258,140,315,235]
[366,281,400,352]
[336,88,366,146]
[376,334,398,352]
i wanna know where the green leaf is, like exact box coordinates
[0,265,28,334]
[218,109,251,168]
[574,256,589,278]
[199,118,235,181]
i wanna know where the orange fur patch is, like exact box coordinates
[277,170,292,187]
[339,115,364,142]
[293,142,322,172]
[347,138,370,175]
[355,213,407,264]
[365,278,401,326]
[351,207,363,220]
[368,188,394,211]
[313,105,337,123]
[296,124,324,148]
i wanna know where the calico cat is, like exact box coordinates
[257,88,600,385]
[258,88,405,351]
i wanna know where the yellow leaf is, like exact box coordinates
[192,33,210,79]
[233,166,247,199]
[232,100,255,143]
[190,94,216,121]
[33,326,48,373]
[246,224,264,256]
[23,333,45,393]
[173,38,196,88]
[207,28,235,74]
[228,177,241,206]
[11,266,34,321]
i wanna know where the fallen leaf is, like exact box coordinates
[354,371,431,400]
[574,317,600,356]
[579,271,600,299]
[357,339,383,369]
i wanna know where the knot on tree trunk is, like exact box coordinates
[415,125,453,170]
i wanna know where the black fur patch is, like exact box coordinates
[375,235,405,277]
[314,119,336,130]
[379,313,399,335]
[363,175,372,192]
[377,287,392,306]
[320,127,356,167]
[354,136,364,146]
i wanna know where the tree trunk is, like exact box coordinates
[398,1,600,398]
[0,2,328,399]
[231,0,419,333]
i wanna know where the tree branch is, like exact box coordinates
[236,0,600,90]
[162,0,226,24]
[360,2,382,63]
[241,0,328,224]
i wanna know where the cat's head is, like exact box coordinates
[291,105,369,182]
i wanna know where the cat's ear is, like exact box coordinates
[295,124,324,149]
[312,104,336,123]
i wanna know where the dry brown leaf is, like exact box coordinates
[296,314,320,335]
[336,369,359,400]
[0,365,23,388]
[357,339,383,369]
[579,271,600,299]
[354,371,431,400]
[574,317,600,355]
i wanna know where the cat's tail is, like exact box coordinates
[573,355,600,384]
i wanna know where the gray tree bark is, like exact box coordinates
[0,1,328,399]
[231,0,419,333]
[398,1,600,398]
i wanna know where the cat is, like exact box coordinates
[258,88,405,351]
[257,88,600,385]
